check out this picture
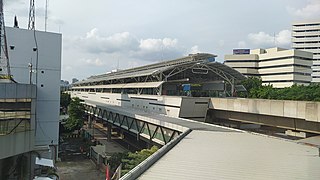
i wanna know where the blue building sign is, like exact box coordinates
[182,84,191,91]
[207,57,215,62]
[233,49,250,55]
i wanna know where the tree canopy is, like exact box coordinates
[109,146,159,177]
[238,77,320,101]
[60,92,71,111]
[65,97,85,131]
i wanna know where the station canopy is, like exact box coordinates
[73,53,245,87]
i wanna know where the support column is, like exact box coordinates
[88,115,92,128]
[107,123,112,142]
[231,78,235,97]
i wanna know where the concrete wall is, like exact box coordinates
[0,83,36,159]
[179,97,209,121]
[210,98,320,123]
[0,83,36,99]
[71,92,183,118]
[0,131,34,159]
[6,27,61,156]
[71,92,210,121]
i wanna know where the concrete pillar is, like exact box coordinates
[88,115,92,128]
[107,123,112,142]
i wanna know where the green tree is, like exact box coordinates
[65,97,85,131]
[60,92,71,109]
[238,77,262,98]
[237,77,320,102]
[121,146,158,175]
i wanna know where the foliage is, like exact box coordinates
[60,92,71,109]
[237,77,320,101]
[65,97,85,131]
[108,152,128,173]
[109,146,159,176]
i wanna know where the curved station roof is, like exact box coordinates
[74,53,245,87]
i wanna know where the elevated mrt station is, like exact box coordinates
[71,53,245,121]
[70,54,320,179]
[72,53,245,97]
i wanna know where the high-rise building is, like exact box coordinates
[0,27,61,179]
[225,47,313,88]
[292,21,320,82]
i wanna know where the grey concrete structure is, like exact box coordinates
[0,83,36,159]
[0,27,61,179]
[6,27,62,158]
[76,96,320,180]
[209,98,320,134]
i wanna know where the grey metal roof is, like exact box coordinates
[74,53,245,85]
[139,131,320,180]
[78,66,170,85]
[84,99,320,180]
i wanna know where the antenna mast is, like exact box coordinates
[28,0,35,30]
[0,0,11,80]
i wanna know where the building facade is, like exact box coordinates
[0,27,61,179]
[292,21,320,82]
[225,47,313,88]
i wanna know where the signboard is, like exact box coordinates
[182,84,191,91]
[233,49,250,55]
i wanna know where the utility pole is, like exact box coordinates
[0,0,11,81]
[28,0,35,30]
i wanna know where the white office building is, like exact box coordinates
[292,21,320,82]
[225,47,313,88]
[0,27,61,179]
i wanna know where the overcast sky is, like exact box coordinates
[4,0,320,82]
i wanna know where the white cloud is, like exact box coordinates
[189,45,201,54]
[75,29,139,54]
[287,0,320,19]
[65,28,187,61]
[139,38,178,51]
[247,30,291,48]
[83,58,105,66]
[135,38,181,60]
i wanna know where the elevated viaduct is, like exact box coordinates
[207,98,320,135]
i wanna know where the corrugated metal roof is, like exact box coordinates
[74,53,245,85]
[83,99,320,179]
[139,131,320,180]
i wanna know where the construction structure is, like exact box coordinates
[0,0,11,81]
[292,20,320,82]
[224,47,313,88]
[0,1,62,178]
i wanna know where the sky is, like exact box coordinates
[4,0,320,82]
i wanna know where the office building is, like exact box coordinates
[225,47,313,88]
[292,21,320,82]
